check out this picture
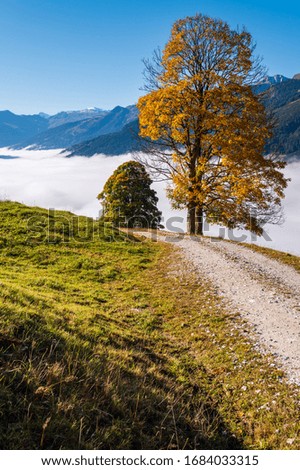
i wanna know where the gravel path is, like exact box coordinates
[139,232,300,385]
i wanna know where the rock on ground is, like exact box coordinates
[138,231,300,386]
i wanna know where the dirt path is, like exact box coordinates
[139,232,300,385]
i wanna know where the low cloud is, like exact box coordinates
[0,147,300,255]
[0,147,130,217]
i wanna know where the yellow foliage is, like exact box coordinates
[138,14,288,234]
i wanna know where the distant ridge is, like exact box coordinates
[263,74,289,84]
[254,74,290,93]
[0,111,48,147]
[1,74,300,158]
[66,119,142,157]
[12,106,138,150]
[262,78,300,156]
[66,76,300,159]
[47,108,108,128]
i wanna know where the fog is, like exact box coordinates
[0,147,299,255]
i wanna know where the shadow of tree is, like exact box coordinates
[0,312,243,450]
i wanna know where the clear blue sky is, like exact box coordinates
[0,0,299,115]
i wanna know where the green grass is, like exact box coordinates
[0,202,299,449]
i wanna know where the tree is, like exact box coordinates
[97,161,162,228]
[137,13,288,235]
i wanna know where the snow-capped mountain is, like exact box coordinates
[261,74,290,85]
[47,108,108,128]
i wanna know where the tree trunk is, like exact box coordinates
[196,206,203,235]
[187,204,196,234]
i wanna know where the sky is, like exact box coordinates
[0,0,299,115]
[1,148,300,256]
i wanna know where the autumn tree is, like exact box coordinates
[137,14,288,235]
[97,161,162,228]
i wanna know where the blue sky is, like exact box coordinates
[0,0,299,114]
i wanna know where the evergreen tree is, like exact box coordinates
[98,161,162,228]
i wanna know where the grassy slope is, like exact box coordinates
[243,243,300,273]
[0,202,299,450]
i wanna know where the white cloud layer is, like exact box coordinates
[0,147,300,255]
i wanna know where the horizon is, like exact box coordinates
[0,104,134,117]
[0,0,299,114]
[1,72,299,117]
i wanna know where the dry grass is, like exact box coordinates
[242,243,300,273]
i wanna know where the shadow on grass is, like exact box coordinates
[0,312,243,450]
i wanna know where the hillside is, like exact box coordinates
[67,119,142,156]
[47,108,108,128]
[262,78,300,156]
[254,74,290,94]
[0,111,48,147]
[0,202,300,450]
[13,106,138,150]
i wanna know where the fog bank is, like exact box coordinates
[0,147,299,255]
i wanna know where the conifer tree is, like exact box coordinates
[98,161,162,228]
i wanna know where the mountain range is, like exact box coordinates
[67,119,142,157]
[11,105,138,149]
[0,111,48,147]
[0,107,110,147]
[258,74,300,157]
[46,107,108,128]
[68,74,300,159]
[0,74,299,158]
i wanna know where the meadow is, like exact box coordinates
[0,201,299,449]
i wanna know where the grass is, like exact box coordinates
[0,201,299,449]
[243,243,300,273]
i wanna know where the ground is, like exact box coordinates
[137,231,300,385]
[0,202,299,449]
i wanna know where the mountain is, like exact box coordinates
[260,76,300,156]
[0,111,48,147]
[38,112,50,119]
[47,108,108,128]
[13,105,138,149]
[266,74,289,84]
[67,75,300,159]
[255,74,290,93]
[2,74,299,157]
[67,119,142,156]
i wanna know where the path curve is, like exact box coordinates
[139,232,300,385]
